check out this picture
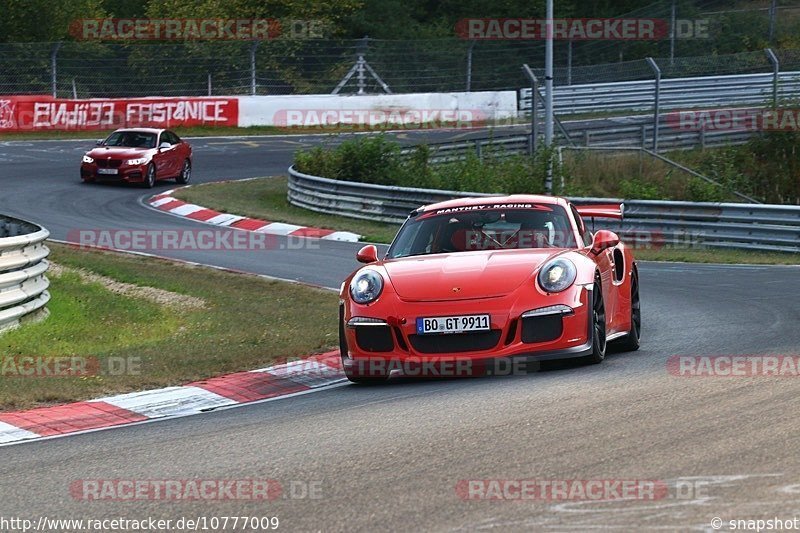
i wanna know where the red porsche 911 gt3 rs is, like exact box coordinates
[339,195,641,383]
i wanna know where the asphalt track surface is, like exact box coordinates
[1,127,800,532]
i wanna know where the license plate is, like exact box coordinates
[416,314,490,335]
[97,168,118,175]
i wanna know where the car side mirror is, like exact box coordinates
[356,245,379,264]
[95,139,103,146]
[159,142,172,150]
[591,230,620,255]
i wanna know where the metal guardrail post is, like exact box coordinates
[250,41,259,95]
[50,42,61,98]
[466,40,475,92]
[766,48,780,107]
[646,57,661,152]
[522,64,539,156]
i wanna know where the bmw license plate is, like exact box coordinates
[97,168,118,175]
[416,314,490,335]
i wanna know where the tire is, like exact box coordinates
[143,163,156,188]
[176,159,191,184]
[613,269,641,352]
[582,277,607,364]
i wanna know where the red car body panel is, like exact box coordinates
[80,127,192,185]
[339,194,638,380]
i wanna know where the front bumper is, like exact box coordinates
[81,163,147,183]
[341,284,594,378]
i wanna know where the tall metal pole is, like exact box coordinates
[544,0,554,194]
[669,0,676,66]
[566,40,573,86]
[768,0,778,43]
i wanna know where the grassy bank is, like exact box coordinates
[0,243,338,411]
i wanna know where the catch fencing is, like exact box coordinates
[519,70,800,116]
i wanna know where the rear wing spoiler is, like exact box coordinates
[574,203,624,220]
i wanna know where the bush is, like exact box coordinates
[293,132,800,204]
[293,136,558,195]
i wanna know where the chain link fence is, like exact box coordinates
[1,2,800,98]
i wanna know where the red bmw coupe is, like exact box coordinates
[339,195,641,383]
[80,128,192,188]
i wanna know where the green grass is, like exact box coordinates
[633,247,800,265]
[174,176,400,243]
[0,243,338,411]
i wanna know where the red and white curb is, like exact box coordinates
[147,187,361,242]
[0,351,344,446]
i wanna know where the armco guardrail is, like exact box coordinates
[519,71,800,116]
[288,166,800,253]
[0,215,50,333]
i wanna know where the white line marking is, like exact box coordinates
[205,213,243,226]
[0,421,40,444]
[150,196,177,208]
[94,386,237,418]
[169,204,204,216]
[321,231,362,242]
[255,222,303,235]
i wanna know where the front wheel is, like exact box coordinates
[176,159,191,184]
[143,163,156,188]
[582,278,607,364]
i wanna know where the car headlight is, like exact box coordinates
[82,155,94,163]
[349,270,383,304]
[127,157,148,165]
[537,258,577,293]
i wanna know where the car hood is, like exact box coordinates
[87,147,153,159]
[382,249,564,301]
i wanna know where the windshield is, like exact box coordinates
[386,204,577,259]
[103,131,157,149]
